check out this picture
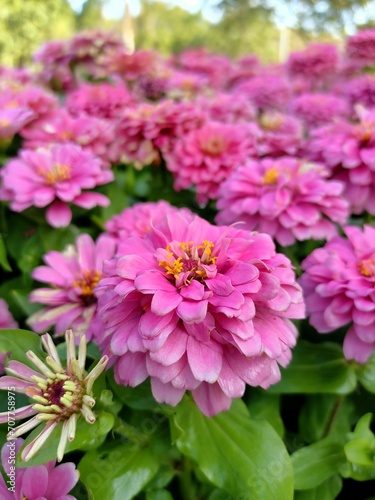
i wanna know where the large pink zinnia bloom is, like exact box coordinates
[291,93,350,129]
[345,29,375,68]
[0,439,79,500]
[96,213,305,417]
[164,121,257,205]
[216,157,348,246]
[28,233,116,341]
[301,225,375,363]
[0,144,113,227]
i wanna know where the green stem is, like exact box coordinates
[179,457,196,500]
[322,395,344,438]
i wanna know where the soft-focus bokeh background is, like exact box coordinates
[1,0,375,67]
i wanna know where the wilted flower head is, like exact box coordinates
[164,121,257,205]
[216,157,348,246]
[0,143,113,227]
[346,29,375,68]
[28,233,116,341]
[0,330,108,462]
[96,213,304,417]
[0,438,79,499]
[301,225,375,363]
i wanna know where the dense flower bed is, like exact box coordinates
[1,29,375,499]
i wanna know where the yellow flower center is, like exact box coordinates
[0,118,10,128]
[39,163,71,185]
[358,255,375,280]
[260,114,283,131]
[72,270,102,306]
[159,240,217,283]
[262,167,279,185]
[200,136,225,156]
[355,121,373,144]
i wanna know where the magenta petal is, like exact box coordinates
[22,465,48,498]
[180,280,205,300]
[135,271,174,293]
[139,310,178,339]
[151,289,182,316]
[44,463,79,498]
[177,299,208,323]
[205,274,235,296]
[0,376,32,393]
[151,378,185,406]
[343,327,374,364]
[192,382,232,417]
[217,360,246,398]
[187,336,223,383]
[45,201,72,227]
[115,352,148,386]
[149,325,188,365]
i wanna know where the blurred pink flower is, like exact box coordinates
[164,121,257,205]
[234,75,292,111]
[21,108,116,165]
[28,233,116,341]
[0,144,113,227]
[105,201,194,248]
[216,157,348,246]
[0,106,35,141]
[344,75,375,110]
[301,225,375,363]
[256,112,303,156]
[66,82,132,119]
[0,299,18,330]
[197,93,256,124]
[287,44,340,82]
[306,108,375,215]
[0,438,79,499]
[291,93,350,129]
[345,29,375,68]
[96,213,304,416]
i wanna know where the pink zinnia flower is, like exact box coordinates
[291,93,350,129]
[0,105,35,141]
[305,108,375,215]
[346,29,375,68]
[96,213,304,417]
[0,438,79,499]
[301,225,375,363]
[28,233,116,341]
[216,157,348,246]
[0,330,108,462]
[344,75,375,110]
[256,112,303,156]
[287,44,340,82]
[104,201,194,247]
[164,121,257,205]
[21,108,116,165]
[0,299,18,330]
[0,144,113,227]
[234,75,292,112]
[197,93,256,124]
[108,50,158,82]
[66,83,132,120]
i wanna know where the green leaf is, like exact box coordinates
[269,341,357,395]
[247,389,284,437]
[0,234,11,271]
[146,490,174,500]
[299,396,352,444]
[343,413,375,480]
[17,411,115,467]
[294,474,342,500]
[79,441,159,500]
[292,439,346,490]
[0,329,44,367]
[358,353,375,393]
[107,372,158,411]
[171,397,293,500]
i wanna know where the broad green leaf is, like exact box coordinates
[107,372,158,411]
[292,438,346,490]
[299,395,352,444]
[79,441,159,500]
[0,329,44,367]
[247,389,284,437]
[343,413,375,480]
[294,474,342,500]
[0,234,11,271]
[146,490,173,500]
[358,352,375,393]
[17,411,115,467]
[0,276,34,321]
[171,397,293,500]
[269,341,357,394]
